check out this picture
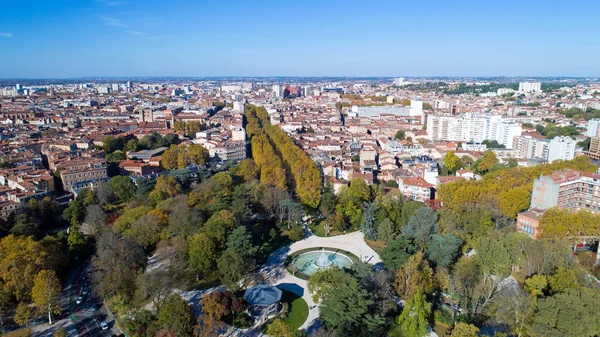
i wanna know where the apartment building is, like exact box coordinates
[426,114,521,148]
[530,169,600,214]
[58,159,108,193]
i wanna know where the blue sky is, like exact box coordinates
[1,0,599,78]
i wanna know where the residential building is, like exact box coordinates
[127,147,168,161]
[518,82,541,93]
[58,159,108,193]
[530,169,600,214]
[515,135,549,160]
[426,114,521,148]
[516,209,544,238]
[584,137,600,160]
[547,136,576,163]
[587,119,600,137]
[397,176,435,202]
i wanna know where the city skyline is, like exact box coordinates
[2,0,600,78]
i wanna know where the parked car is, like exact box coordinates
[101,321,109,330]
[91,303,98,311]
[76,296,84,305]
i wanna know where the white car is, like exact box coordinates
[100,321,109,330]
[76,296,84,304]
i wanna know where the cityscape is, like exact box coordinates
[1,1,600,337]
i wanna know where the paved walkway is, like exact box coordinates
[180,230,381,334]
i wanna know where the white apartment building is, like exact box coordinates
[497,88,515,95]
[272,85,283,99]
[518,82,542,93]
[426,114,522,148]
[547,136,576,163]
[587,119,600,137]
[515,135,549,160]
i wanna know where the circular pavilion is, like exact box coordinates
[243,285,283,319]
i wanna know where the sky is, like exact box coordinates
[1,0,600,78]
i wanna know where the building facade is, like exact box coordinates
[530,170,600,214]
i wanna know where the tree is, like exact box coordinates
[395,130,406,140]
[110,176,136,203]
[450,323,479,337]
[394,252,434,300]
[444,151,463,174]
[0,235,64,301]
[32,270,61,325]
[376,218,395,242]
[201,291,230,320]
[84,204,105,234]
[91,231,146,301]
[525,275,548,297]
[135,269,172,312]
[527,288,600,337]
[320,178,337,217]
[266,319,295,337]
[474,234,513,277]
[217,251,247,291]
[397,291,431,337]
[474,150,499,174]
[195,314,225,337]
[234,159,260,182]
[360,202,378,240]
[319,272,374,334]
[157,294,196,337]
[426,234,462,267]
[188,233,218,276]
[14,302,32,327]
[381,235,417,270]
[226,226,258,259]
[548,267,579,293]
[203,210,237,246]
[447,257,500,317]
[403,207,438,249]
[149,175,181,202]
[487,285,533,337]
[68,226,89,258]
[308,268,354,303]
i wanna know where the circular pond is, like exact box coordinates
[293,249,353,276]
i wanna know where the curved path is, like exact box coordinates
[257,230,381,331]
[180,230,381,335]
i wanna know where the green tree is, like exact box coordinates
[109,176,136,203]
[403,207,438,249]
[32,270,61,325]
[397,291,431,337]
[548,267,579,293]
[444,151,463,174]
[149,175,181,202]
[67,226,89,258]
[225,226,258,259]
[14,302,32,327]
[426,234,462,267]
[450,323,479,337]
[266,319,295,337]
[217,251,248,291]
[307,268,353,303]
[157,294,196,337]
[203,210,237,246]
[381,235,417,270]
[527,288,600,337]
[360,202,378,240]
[474,150,499,174]
[395,130,406,140]
[376,218,395,242]
[319,271,374,334]
[188,233,218,276]
[525,275,548,297]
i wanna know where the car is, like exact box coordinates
[82,287,89,295]
[101,321,109,330]
[76,296,84,305]
[91,303,98,311]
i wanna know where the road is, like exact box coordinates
[32,263,119,337]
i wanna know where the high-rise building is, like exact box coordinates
[426,114,522,148]
[518,82,542,93]
[272,85,283,99]
[515,135,549,160]
[547,136,576,163]
[584,137,600,160]
[112,83,120,92]
[530,169,600,214]
[587,119,600,137]
[393,78,406,86]
[98,86,111,95]
[15,84,23,91]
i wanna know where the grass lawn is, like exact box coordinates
[309,221,342,237]
[365,238,386,252]
[280,289,308,330]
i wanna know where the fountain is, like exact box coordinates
[293,248,353,277]
[315,248,333,268]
